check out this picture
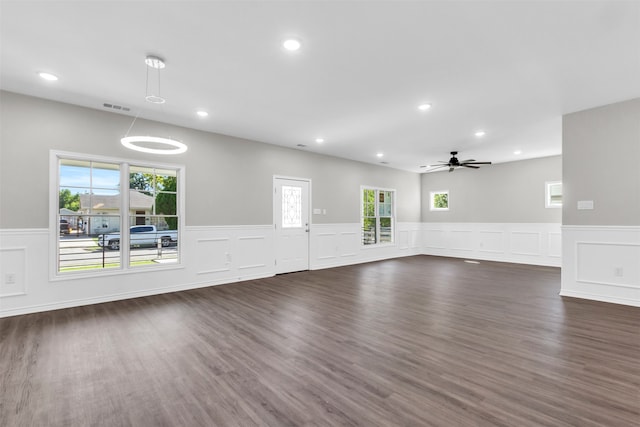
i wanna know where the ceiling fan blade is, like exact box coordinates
[449,167,454,173]
[461,164,479,169]
[463,161,492,165]
[428,163,450,167]
[460,159,475,163]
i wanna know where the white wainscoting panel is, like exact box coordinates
[12,221,618,317]
[449,230,474,252]
[0,226,276,318]
[339,231,359,258]
[0,247,27,297]
[510,232,541,256]
[398,230,409,250]
[310,223,422,270]
[421,223,561,267]
[478,230,505,254]
[317,232,338,260]
[548,232,562,258]
[196,237,231,275]
[562,226,640,307]
[237,235,269,271]
[423,229,446,249]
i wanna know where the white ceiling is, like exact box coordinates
[2,1,639,172]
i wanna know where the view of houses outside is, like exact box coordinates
[58,159,179,272]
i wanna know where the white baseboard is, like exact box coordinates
[559,290,639,307]
[0,272,275,318]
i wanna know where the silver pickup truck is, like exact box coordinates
[98,225,178,250]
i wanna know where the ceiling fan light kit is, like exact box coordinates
[424,151,492,173]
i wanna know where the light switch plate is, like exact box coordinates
[577,200,594,210]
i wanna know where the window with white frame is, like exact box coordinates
[54,152,182,275]
[430,190,449,211]
[545,181,562,208]
[361,187,395,245]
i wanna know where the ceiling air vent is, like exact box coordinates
[296,144,307,148]
[103,103,131,112]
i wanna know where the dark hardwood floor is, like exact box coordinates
[1,255,638,426]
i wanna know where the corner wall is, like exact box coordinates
[420,156,562,267]
[561,98,640,306]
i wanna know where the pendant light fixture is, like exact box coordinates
[120,55,187,155]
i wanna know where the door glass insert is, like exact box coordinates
[282,185,302,228]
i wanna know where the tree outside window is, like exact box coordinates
[362,187,395,245]
[430,190,449,211]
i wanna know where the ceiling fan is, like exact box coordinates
[421,151,492,172]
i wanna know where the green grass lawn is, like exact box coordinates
[60,259,159,272]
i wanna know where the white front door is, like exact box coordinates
[274,177,310,274]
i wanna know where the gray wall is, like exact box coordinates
[421,155,562,223]
[562,98,640,226]
[0,91,421,228]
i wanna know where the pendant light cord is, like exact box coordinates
[123,113,140,138]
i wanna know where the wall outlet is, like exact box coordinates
[614,267,623,277]
[226,252,232,263]
[5,273,16,285]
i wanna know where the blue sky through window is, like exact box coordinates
[60,163,120,195]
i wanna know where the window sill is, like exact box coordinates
[361,242,396,249]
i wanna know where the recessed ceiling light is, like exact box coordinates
[376,152,384,158]
[514,150,522,155]
[475,130,486,137]
[196,110,209,117]
[418,103,432,111]
[283,39,301,51]
[38,72,58,81]
[315,138,324,143]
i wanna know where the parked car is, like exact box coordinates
[60,219,70,234]
[97,225,178,250]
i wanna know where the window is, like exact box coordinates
[430,190,449,211]
[546,181,562,208]
[281,185,302,228]
[361,187,395,245]
[129,166,179,266]
[54,152,182,275]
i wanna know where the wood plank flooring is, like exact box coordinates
[1,255,638,426]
